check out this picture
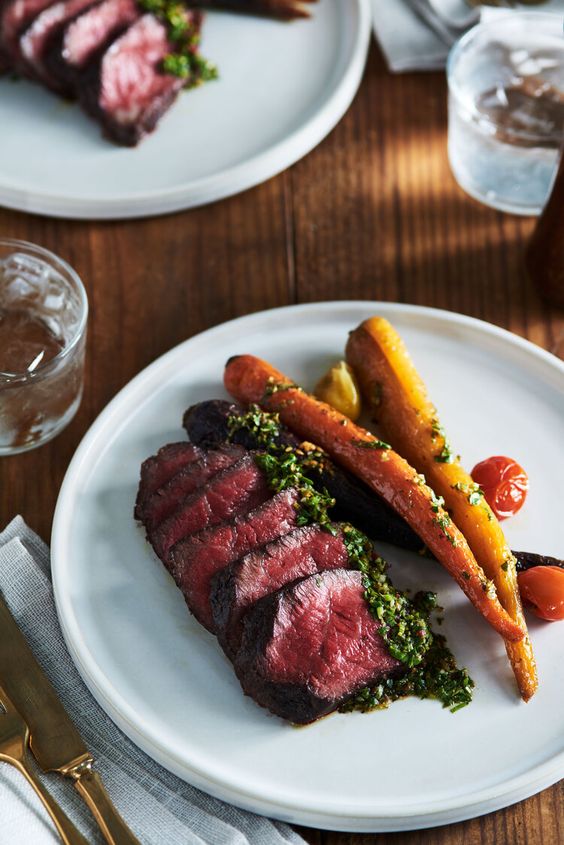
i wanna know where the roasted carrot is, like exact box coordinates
[346,317,537,701]
[224,354,525,643]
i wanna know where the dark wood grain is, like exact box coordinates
[0,40,562,845]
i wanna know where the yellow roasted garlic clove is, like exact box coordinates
[314,361,362,421]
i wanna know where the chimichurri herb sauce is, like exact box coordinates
[226,404,474,714]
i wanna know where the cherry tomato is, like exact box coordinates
[471,455,529,520]
[518,566,564,622]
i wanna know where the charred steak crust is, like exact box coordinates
[169,487,300,632]
[211,524,350,657]
[234,569,404,724]
[0,0,56,69]
[183,399,298,452]
[134,442,203,521]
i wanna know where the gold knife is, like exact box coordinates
[0,589,141,845]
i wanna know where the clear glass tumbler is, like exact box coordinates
[0,239,88,455]
[447,13,564,215]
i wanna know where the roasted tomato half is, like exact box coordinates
[518,566,564,622]
[471,455,529,521]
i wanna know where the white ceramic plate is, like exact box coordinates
[0,0,370,220]
[51,302,564,832]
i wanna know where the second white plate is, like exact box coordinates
[51,302,564,832]
[0,0,370,219]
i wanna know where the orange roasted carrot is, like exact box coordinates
[346,317,537,700]
[224,354,525,643]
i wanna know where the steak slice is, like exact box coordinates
[134,442,203,521]
[0,0,57,69]
[150,453,270,560]
[234,569,403,724]
[169,487,300,631]
[212,524,349,657]
[140,444,245,531]
[44,0,139,97]
[19,0,97,88]
[79,11,202,146]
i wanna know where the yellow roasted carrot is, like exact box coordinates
[346,317,537,701]
[224,353,525,644]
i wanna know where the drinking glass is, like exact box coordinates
[0,239,88,455]
[447,13,564,215]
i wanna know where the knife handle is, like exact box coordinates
[72,764,141,845]
[15,752,90,845]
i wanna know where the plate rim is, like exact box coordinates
[51,301,564,831]
[0,0,371,220]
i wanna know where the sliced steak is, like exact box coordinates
[44,0,139,97]
[234,569,403,724]
[212,524,349,657]
[170,487,300,631]
[140,444,245,531]
[0,0,57,69]
[150,453,269,561]
[134,442,203,521]
[19,0,98,88]
[80,11,202,146]
[184,399,423,552]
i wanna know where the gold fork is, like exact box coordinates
[0,681,90,845]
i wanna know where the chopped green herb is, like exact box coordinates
[432,511,459,547]
[430,418,455,464]
[254,449,335,528]
[227,404,282,449]
[452,481,486,507]
[263,379,301,399]
[430,490,445,513]
[352,437,392,450]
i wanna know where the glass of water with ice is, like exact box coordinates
[447,13,564,215]
[0,239,87,455]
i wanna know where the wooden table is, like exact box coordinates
[1,42,562,845]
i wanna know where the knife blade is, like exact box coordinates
[0,588,141,845]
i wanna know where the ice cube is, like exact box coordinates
[0,252,52,304]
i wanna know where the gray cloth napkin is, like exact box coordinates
[371,0,450,72]
[0,517,306,845]
[371,0,564,73]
